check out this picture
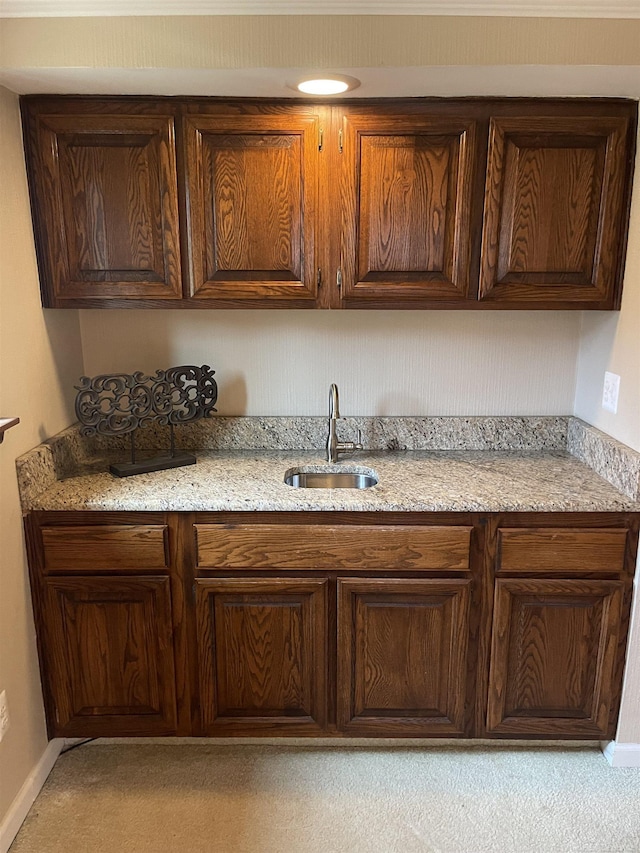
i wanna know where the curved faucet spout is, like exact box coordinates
[326,383,362,463]
[329,383,340,420]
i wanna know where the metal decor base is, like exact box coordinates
[109,451,197,478]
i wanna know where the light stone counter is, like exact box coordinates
[16,416,640,514]
[20,449,640,514]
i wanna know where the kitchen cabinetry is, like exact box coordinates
[486,578,623,737]
[28,519,179,736]
[21,97,637,310]
[22,101,183,306]
[486,525,630,737]
[41,576,177,737]
[337,578,472,736]
[183,105,324,306]
[338,110,478,305]
[196,577,328,734]
[479,115,632,307]
[25,511,638,739]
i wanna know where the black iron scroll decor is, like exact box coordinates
[75,365,218,477]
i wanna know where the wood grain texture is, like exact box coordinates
[41,525,169,572]
[337,578,471,735]
[24,509,639,740]
[195,524,472,570]
[486,578,623,737]
[22,100,182,306]
[196,577,327,734]
[497,528,628,574]
[41,576,177,737]
[479,114,630,306]
[339,110,477,304]
[183,107,322,304]
[21,96,637,310]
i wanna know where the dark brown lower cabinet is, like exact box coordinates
[26,511,638,739]
[337,578,471,735]
[195,578,328,735]
[486,578,624,737]
[41,576,177,736]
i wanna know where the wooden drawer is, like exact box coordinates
[497,528,627,575]
[41,525,169,572]
[195,524,471,570]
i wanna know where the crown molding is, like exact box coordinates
[2,1,640,18]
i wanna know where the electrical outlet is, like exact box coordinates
[602,371,621,414]
[0,691,9,743]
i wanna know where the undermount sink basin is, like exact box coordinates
[284,471,378,489]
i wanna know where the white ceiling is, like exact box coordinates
[2,0,640,17]
[3,66,640,99]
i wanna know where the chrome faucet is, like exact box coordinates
[326,383,363,462]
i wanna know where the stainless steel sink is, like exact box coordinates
[284,471,378,489]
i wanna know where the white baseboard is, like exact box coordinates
[601,740,640,767]
[0,738,63,853]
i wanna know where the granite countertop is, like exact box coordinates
[16,416,640,514]
[22,448,640,514]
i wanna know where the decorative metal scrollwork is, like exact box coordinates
[75,365,218,436]
[74,365,218,477]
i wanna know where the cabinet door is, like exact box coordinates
[338,578,471,735]
[196,578,327,734]
[486,579,624,737]
[42,576,177,736]
[24,109,182,306]
[479,115,631,307]
[184,112,320,305]
[339,112,477,305]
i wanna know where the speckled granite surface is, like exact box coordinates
[568,419,640,501]
[15,416,640,514]
[53,415,570,456]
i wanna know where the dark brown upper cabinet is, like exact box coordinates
[480,114,633,308]
[22,100,183,307]
[183,104,324,307]
[339,110,478,306]
[21,97,637,310]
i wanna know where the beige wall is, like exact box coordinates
[2,15,640,68]
[80,310,580,416]
[0,87,83,822]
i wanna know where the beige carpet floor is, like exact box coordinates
[9,741,640,853]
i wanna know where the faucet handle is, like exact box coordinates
[355,428,363,450]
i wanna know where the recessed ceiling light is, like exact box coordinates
[294,75,361,96]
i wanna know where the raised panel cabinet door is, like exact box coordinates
[196,578,328,734]
[24,109,182,305]
[183,113,320,304]
[486,579,624,737]
[337,578,471,735]
[42,576,177,736]
[339,112,478,305]
[479,115,631,307]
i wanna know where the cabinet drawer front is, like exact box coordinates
[42,525,169,572]
[497,528,627,575]
[195,524,471,570]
